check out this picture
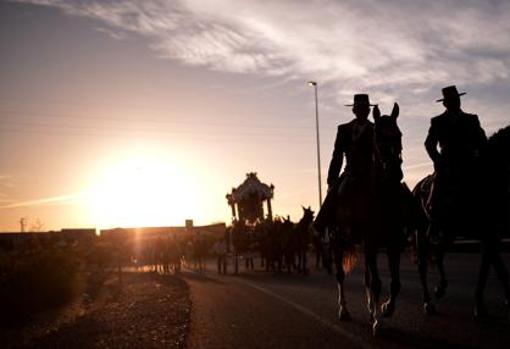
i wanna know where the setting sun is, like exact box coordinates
[87,155,201,229]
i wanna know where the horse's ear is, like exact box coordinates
[373,105,381,121]
[301,205,305,211]
[391,103,399,119]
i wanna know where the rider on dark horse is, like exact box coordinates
[425,85,487,240]
[425,85,510,315]
[424,85,486,300]
[314,93,378,240]
[425,86,487,237]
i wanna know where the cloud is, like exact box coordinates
[0,193,82,209]
[10,0,510,133]
[13,1,510,87]
[0,174,14,191]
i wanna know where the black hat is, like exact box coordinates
[436,85,466,102]
[345,94,376,107]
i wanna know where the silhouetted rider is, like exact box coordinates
[425,85,487,237]
[314,94,378,237]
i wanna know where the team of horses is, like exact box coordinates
[230,208,316,274]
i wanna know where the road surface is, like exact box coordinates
[183,253,510,349]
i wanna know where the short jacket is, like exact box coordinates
[425,110,487,170]
[327,119,376,186]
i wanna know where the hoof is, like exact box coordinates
[338,306,352,321]
[434,281,448,299]
[473,303,488,320]
[423,302,436,315]
[372,319,380,336]
[381,300,396,318]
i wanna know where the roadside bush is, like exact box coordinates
[0,244,80,326]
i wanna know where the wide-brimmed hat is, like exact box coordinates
[345,94,376,107]
[436,85,466,102]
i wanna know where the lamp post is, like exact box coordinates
[308,81,322,206]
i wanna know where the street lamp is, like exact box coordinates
[307,81,322,206]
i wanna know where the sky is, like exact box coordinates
[1,0,509,231]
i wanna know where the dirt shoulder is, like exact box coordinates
[21,271,190,348]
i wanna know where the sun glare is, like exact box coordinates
[87,155,200,228]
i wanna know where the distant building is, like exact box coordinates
[0,222,226,249]
[99,222,226,241]
[58,228,96,240]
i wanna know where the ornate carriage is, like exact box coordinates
[226,172,274,224]
[226,172,275,272]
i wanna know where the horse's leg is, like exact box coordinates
[286,252,290,273]
[491,255,510,302]
[334,243,351,321]
[416,228,435,314]
[303,248,308,274]
[434,242,448,300]
[475,236,510,319]
[234,252,239,274]
[325,243,333,274]
[364,244,381,324]
[492,253,510,323]
[290,252,296,273]
[381,241,401,318]
[474,247,491,319]
[315,242,321,269]
[296,250,301,273]
[297,248,303,273]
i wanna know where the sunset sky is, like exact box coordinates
[1,0,509,231]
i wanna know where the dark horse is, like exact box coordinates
[292,206,315,274]
[413,125,510,317]
[332,103,412,335]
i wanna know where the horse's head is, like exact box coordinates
[373,103,403,182]
[301,205,315,223]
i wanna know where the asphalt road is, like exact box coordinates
[183,253,510,349]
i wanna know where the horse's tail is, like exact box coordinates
[342,242,358,273]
